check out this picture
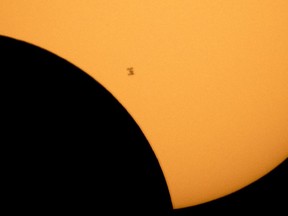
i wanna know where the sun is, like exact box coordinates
[1,0,287,209]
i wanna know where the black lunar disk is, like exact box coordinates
[0,35,173,215]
